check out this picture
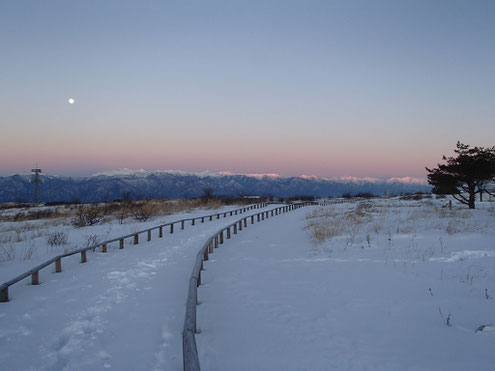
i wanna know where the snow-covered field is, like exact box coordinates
[0,203,277,370]
[197,198,495,370]
[1,198,494,370]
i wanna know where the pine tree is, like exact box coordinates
[426,142,495,209]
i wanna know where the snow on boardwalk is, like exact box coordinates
[0,206,280,371]
[197,205,495,371]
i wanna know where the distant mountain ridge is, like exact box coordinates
[0,170,431,203]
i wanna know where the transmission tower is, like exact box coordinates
[30,168,42,203]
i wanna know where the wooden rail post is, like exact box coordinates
[244,218,247,227]
[201,217,205,223]
[251,215,254,224]
[192,219,195,226]
[224,213,227,217]
[134,234,139,245]
[181,221,185,230]
[257,214,260,222]
[0,288,8,302]
[220,231,224,244]
[217,214,220,219]
[102,243,107,253]
[148,230,152,241]
[159,227,163,238]
[210,216,213,221]
[32,271,39,285]
[55,258,62,273]
[227,227,231,239]
[239,221,242,231]
[208,241,213,254]
[81,251,87,263]
[271,210,274,216]
[214,235,219,248]
[233,224,237,234]
[120,239,124,249]
[261,213,264,220]
[170,223,174,234]
[203,248,209,261]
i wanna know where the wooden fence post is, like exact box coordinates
[244,218,247,227]
[239,221,242,231]
[0,288,8,302]
[120,239,124,249]
[214,235,219,248]
[81,251,87,263]
[181,221,185,230]
[201,217,205,223]
[210,215,213,221]
[257,214,260,222]
[227,227,231,239]
[208,241,213,254]
[55,258,62,273]
[170,223,174,234]
[159,227,163,238]
[203,248,209,261]
[220,231,224,244]
[251,215,254,224]
[102,243,107,253]
[32,271,39,285]
[192,219,195,226]
[148,230,151,241]
[134,234,139,245]
[233,224,237,234]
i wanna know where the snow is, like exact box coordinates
[1,198,494,370]
[196,199,495,370]
[0,204,279,370]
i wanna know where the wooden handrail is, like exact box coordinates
[0,203,272,302]
[182,202,318,371]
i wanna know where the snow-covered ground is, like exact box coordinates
[197,198,495,370]
[0,204,279,370]
[0,204,254,283]
[1,198,494,370]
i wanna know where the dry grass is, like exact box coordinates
[305,201,373,244]
[305,199,491,246]
[0,198,252,226]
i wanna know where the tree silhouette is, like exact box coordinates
[426,142,495,209]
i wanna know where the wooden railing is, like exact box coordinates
[182,201,317,371]
[0,203,271,302]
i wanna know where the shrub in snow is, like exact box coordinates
[72,205,103,227]
[130,200,156,222]
[46,231,68,246]
[81,234,101,249]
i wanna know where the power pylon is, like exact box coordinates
[30,168,42,203]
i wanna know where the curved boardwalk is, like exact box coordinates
[196,205,495,371]
[0,205,280,371]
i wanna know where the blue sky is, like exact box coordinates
[1,0,494,178]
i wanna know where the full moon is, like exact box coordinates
[68,98,75,104]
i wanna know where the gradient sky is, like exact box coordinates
[1,0,494,179]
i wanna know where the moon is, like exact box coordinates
[68,98,75,104]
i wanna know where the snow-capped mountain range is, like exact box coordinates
[0,169,430,203]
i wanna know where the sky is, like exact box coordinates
[1,0,494,179]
